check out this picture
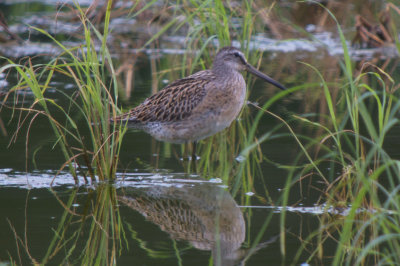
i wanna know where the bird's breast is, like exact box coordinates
[198,75,247,129]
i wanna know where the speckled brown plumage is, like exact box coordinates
[117,71,213,124]
[114,46,287,144]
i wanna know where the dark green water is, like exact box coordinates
[0,177,328,265]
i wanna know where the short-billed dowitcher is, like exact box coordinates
[114,46,287,156]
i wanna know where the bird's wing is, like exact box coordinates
[116,71,215,123]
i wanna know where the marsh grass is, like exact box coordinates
[261,2,400,264]
[2,1,124,182]
[1,1,128,264]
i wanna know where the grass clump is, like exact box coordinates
[1,1,125,182]
[1,2,128,265]
[270,3,400,264]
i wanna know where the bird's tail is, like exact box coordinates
[110,113,142,129]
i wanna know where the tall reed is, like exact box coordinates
[2,1,124,182]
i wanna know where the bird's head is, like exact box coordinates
[213,46,287,91]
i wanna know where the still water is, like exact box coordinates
[1,0,399,265]
[0,172,326,265]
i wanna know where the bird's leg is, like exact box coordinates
[191,141,198,173]
[191,141,198,161]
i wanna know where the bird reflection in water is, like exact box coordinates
[119,180,277,265]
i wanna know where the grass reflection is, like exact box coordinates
[55,185,121,265]
[6,184,122,265]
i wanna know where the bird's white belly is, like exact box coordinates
[144,119,234,143]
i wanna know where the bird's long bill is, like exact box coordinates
[246,64,287,91]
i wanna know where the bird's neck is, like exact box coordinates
[212,63,240,77]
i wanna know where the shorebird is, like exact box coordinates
[114,46,287,159]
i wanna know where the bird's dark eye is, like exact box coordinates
[233,52,240,57]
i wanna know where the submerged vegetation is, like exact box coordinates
[1,0,400,265]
